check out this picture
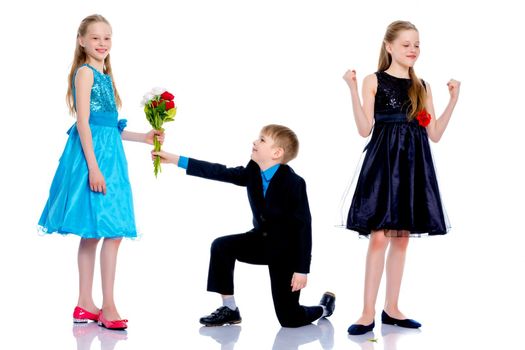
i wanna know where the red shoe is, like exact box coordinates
[97,310,128,330]
[73,306,99,323]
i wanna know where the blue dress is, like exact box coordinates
[346,71,449,237]
[38,64,137,239]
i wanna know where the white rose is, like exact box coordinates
[151,87,166,95]
[145,92,155,100]
[140,92,155,106]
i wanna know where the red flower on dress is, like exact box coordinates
[416,109,431,127]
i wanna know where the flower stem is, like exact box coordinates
[153,134,161,177]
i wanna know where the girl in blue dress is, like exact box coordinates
[38,14,163,330]
[342,20,460,335]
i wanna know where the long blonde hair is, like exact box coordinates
[66,14,122,115]
[378,20,425,120]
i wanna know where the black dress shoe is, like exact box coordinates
[381,310,421,328]
[199,306,242,327]
[319,292,336,318]
[348,321,375,335]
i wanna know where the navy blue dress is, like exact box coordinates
[346,71,449,237]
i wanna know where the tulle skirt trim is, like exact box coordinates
[37,224,141,240]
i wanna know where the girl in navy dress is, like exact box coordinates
[38,14,163,330]
[342,20,460,335]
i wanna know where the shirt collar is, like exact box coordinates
[261,163,280,182]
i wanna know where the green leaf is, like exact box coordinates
[159,101,166,113]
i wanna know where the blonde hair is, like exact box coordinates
[378,20,426,120]
[261,124,299,163]
[66,14,122,115]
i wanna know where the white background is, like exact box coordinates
[1,0,524,349]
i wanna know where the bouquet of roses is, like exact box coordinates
[142,87,177,177]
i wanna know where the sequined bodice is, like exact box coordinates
[73,64,117,113]
[374,71,412,115]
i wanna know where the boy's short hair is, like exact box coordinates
[261,124,299,163]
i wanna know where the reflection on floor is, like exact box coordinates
[195,318,423,350]
[198,319,336,350]
[73,322,128,350]
[347,324,421,350]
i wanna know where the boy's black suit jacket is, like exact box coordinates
[186,158,312,274]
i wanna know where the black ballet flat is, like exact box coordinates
[381,310,421,328]
[348,321,375,335]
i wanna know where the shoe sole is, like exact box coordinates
[73,318,97,323]
[73,319,88,323]
[382,320,420,328]
[200,319,242,327]
[98,321,127,331]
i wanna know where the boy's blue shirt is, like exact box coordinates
[178,156,189,169]
[260,163,280,196]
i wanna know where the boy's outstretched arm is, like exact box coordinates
[151,150,248,186]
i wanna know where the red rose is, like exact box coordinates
[161,91,175,101]
[165,100,175,110]
[152,100,159,108]
[416,109,431,127]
